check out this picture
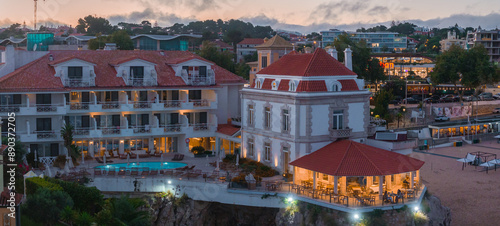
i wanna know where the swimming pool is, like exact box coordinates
[94,162,187,171]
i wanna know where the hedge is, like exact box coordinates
[25,177,63,195]
[46,178,103,214]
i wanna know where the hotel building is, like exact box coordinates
[0,46,245,159]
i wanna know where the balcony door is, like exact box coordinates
[36,94,51,105]
[36,118,52,131]
[189,90,202,100]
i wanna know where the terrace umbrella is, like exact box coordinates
[64,159,70,174]
[236,154,239,166]
[127,153,130,166]
[45,165,52,177]
[103,154,107,166]
[161,153,164,167]
[216,158,220,171]
[136,153,140,165]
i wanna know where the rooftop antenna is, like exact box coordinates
[34,0,46,31]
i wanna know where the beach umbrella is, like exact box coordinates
[136,153,140,165]
[236,154,239,166]
[45,165,52,177]
[127,153,130,166]
[216,158,220,171]
[103,154,107,166]
[64,159,70,174]
[161,153,164,167]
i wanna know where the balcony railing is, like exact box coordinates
[127,78,157,86]
[181,69,216,86]
[0,104,21,112]
[100,101,120,109]
[330,128,352,139]
[73,128,90,136]
[36,104,59,112]
[131,125,151,134]
[161,100,182,108]
[161,124,182,132]
[35,131,57,139]
[100,127,121,135]
[190,99,209,107]
[132,101,152,109]
[68,102,90,110]
[191,123,210,131]
[63,78,95,87]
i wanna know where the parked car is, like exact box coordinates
[493,93,500,99]
[479,92,493,100]
[401,97,419,104]
[464,95,477,102]
[494,108,500,113]
[424,96,440,103]
[440,95,455,102]
[435,116,450,122]
[389,99,400,105]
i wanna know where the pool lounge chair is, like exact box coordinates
[141,167,150,176]
[188,169,202,179]
[118,167,126,176]
[130,168,139,176]
[163,169,173,177]
[171,154,184,161]
[107,167,116,176]
[457,153,477,170]
[150,169,158,176]
[94,168,102,176]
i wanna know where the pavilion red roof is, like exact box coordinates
[290,140,424,177]
[257,48,356,77]
[216,124,240,136]
[238,38,265,45]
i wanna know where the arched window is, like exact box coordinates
[256,80,261,89]
[289,81,296,92]
[332,84,339,92]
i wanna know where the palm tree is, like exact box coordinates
[96,196,150,226]
[60,123,80,161]
[60,206,76,225]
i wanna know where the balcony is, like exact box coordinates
[191,123,210,131]
[132,101,152,109]
[127,78,157,86]
[100,127,121,135]
[161,100,182,108]
[36,104,59,112]
[68,102,90,111]
[100,101,121,110]
[73,128,90,136]
[190,99,209,107]
[35,131,58,139]
[181,70,215,86]
[131,125,151,134]
[63,78,95,87]
[330,128,352,139]
[0,104,21,113]
[161,124,182,133]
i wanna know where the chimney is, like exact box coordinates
[49,54,54,61]
[327,47,338,60]
[0,45,16,79]
[344,47,353,71]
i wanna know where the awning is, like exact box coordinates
[290,140,425,177]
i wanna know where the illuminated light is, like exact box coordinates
[287,197,293,202]
[354,214,360,219]
[414,206,419,211]
[168,180,172,184]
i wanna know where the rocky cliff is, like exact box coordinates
[143,192,451,226]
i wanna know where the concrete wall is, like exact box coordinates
[0,46,47,78]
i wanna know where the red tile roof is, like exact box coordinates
[261,78,274,90]
[0,50,245,92]
[216,124,240,136]
[238,38,265,45]
[277,79,290,91]
[290,140,425,177]
[296,80,327,92]
[339,79,359,91]
[257,48,356,77]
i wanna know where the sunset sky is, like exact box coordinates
[1,0,500,33]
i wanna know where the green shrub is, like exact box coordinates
[414,211,429,226]
[191,146,205,154]
[47,177,103,214]
[75,211,94,226]
[53,155,67,169]
[223,154,236,162]
[25,177,63,195]
[21,187,74,225]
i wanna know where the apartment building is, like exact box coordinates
[0,46,245,158]
[467,29,500,62]
[321,29,408,53]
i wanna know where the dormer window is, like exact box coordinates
[68,67,82,79]
[289,81,296,92]
[332,84,339,92]
[130,66,144,78]
[256,80,261,89]
[272,81,277,90]
[182,66,207,77]
[331,81,342,92]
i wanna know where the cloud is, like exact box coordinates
[368,6,389,16]
[239,14,279,27]
[0,19,16,28]
[108,8,196,26]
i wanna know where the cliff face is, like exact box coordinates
[144,194,451,226]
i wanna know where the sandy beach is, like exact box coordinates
[410,140,500,226]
